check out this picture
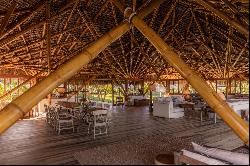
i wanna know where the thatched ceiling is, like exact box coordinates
[0,0,248,81]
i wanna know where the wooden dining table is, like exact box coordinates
[178,102,195,111]
[56,101,80,109]
[86,107,107,113]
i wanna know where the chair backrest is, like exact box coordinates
[92,109,108,123]
[96,102,103,108]
[107,109,112,119]
[73,108,84,119]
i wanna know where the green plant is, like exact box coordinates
[0,83,4,96]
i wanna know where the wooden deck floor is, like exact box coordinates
[0,106,244,165]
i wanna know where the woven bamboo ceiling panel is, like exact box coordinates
[0,0,248,81]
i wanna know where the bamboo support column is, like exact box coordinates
[149,90,153,113]
[17,78,20,96]
[3,78,6,94]
[166,80,170,95]
[0,23,129,134]
[124,80,129,106]
[124,9,249,146]
[0,0,167,134]
[111,83,114,106]
[141,81,144,96]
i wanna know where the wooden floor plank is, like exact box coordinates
[0,106,244,165]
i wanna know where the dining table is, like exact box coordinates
[178,102,195,111]
[56,101,80,109]
[72,106,107,122]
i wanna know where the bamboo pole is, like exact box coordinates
[0,0,166,134]
[0,0,17,37]
[0,23,129,133]
[112,82,115,106]
[125,9,249,146]
[46,0,52,105]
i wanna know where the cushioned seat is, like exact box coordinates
[153,97,184,118]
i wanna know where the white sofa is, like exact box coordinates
[227,100,249,118]
[153,97,184,118]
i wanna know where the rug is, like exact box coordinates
[73,135,198,165]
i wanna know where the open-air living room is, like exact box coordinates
[0,0,249,165]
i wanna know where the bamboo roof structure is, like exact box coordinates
[0,0,249,81]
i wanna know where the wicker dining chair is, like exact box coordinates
[55,109,74,134]
[87,109,108,139]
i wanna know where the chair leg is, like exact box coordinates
[88,123,91,134]
[105,124,108,135]
[58,124,60,135]
[200,111,202,122]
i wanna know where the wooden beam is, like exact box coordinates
[158,0,177,33]
[0,24,85,57]
[94,1,109,21]
[108,0,125,12]
[232,47,246,68]
[1,39,82,62]
[191,9,206,41]
[46,0,52,105]
[0,0,77,48]
[194,0,248,37]
[221,0,248,25]
[0,0,17,37]
[56,0,79,46]
[224,28,232,77]
[0,22,129,134]
[46,0,51,74]
[197,14,248,50]
[110,5,129,76]
[0,0,45,39]
[77,9,127,77]
[124,8,249,146]
[144,7,190,57]
[132,0,137,12]
[0,8,30,18]
[111,0,166,77]
[163,8,190,40]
